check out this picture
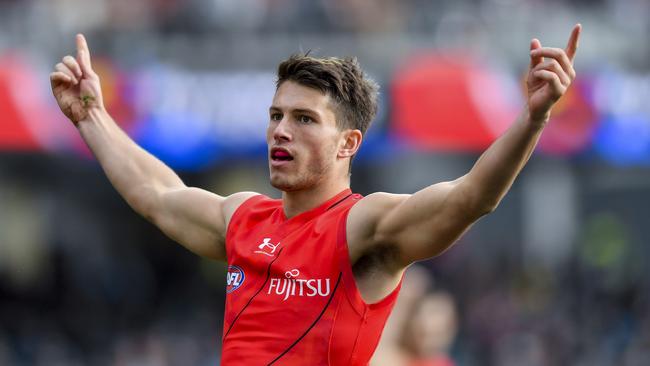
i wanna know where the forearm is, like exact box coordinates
[462,107,545,212]
[77,108,185,218]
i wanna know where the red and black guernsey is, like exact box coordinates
[222,189,402,365]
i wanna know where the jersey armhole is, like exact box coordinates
[225,194,266,262]
[336,207,404,316]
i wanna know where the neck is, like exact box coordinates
[281,178,350,219]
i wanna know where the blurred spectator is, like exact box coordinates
[372,266,458,366]
[400,291,458,366]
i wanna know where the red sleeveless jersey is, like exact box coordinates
[222,189,402,365]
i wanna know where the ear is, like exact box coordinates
[337,129,363,159]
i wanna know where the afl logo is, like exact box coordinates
[226,265,245,294]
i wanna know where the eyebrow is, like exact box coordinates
[269,106,321,117]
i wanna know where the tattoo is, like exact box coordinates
[81,95,95,107]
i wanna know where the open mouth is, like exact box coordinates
[271,148,294,162]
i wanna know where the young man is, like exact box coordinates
[50,24,581,365]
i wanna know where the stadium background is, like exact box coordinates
[1,0,649,364]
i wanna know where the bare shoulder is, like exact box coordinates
[349,192,410,227]
[222,191,261,227]
[356,191,410,209]
[347,192,410,261]
[346,192,412,303]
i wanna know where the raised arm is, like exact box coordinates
[50,34,255,260]
[350,25,582,268]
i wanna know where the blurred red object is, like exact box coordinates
[391,54,518,151]
[391,53,598,155]
[0,55,41,151]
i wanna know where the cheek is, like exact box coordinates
[297,128,340,166]
[324,134,342,158]
[308,140,338,169]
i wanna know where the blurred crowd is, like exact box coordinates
[0,0,646,36]
[1,0,650,365]
[0,157,225,365]
[0,0,648,73]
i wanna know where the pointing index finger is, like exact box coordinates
[565,24,582,62]
[530,38,543,69]
[75,33,94,75]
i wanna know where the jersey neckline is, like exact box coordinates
[279,188,353,224]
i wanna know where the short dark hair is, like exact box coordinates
[276,54,379,136]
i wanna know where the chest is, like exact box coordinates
[227,213,343,295]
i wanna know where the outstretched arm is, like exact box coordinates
[50,34,255,260]
[350,25,582,268]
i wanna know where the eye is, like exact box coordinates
[270,113,282,121]
[299,115,313,124]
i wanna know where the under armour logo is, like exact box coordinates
[254,238,280,257]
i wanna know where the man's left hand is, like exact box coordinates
[526,24,582,124]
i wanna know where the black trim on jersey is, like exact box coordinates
[267,272,343,365]
[224,248,284,339]
[327,193,353,211]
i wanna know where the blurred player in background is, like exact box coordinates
[50,24,581,365]
[372,265,458,366]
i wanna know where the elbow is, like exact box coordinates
[466,198,499,219]
[477,199,500,217]
[456,179,501,218]
[125,185,164,222]
[481,202,499,216]
[454,178,502,219]
[139,200,158,223]
[127,195,155,221]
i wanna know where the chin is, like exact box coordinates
[270,173,315,192]
[270,179,293,192]
[270,177,300,192]
[270,172,291,191]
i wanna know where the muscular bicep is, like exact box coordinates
[152,188,257,261]
[369,179,484,266]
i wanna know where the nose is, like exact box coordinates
[270,117,292,143]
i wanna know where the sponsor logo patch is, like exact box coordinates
[267,269,331,301]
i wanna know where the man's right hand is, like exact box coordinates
[50,34,104,124]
